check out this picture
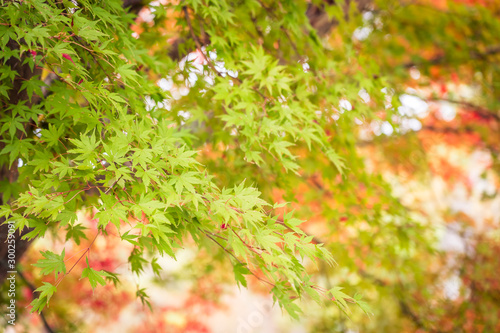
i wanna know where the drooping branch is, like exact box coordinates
[403,44,500,69]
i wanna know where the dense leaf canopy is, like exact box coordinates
[0,0,499,332]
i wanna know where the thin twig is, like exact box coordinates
[202,229,275,287]
[55,230,100,287]
[182,5,266,99]
[182,6,222,77]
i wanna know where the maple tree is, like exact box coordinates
[0,0,499,332]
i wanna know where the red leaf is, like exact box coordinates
[62,53,75,64]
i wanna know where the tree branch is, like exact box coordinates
[403,44,500,69]
[17,270,56,333]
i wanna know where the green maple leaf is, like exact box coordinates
[233,262,250,288]
[30,282,57,313]
[68,132,99,161]
[81,257,110,290]
[329,287,353,315]
[116,64,140,85]
[65,223,88,245]
[32,249,66,279]
[326,149,346,175]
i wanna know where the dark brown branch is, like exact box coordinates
[403,44,500,69]
[426,97,500,122]
[122,0,144,14]
[17,270,55,333]
[0,38,42,283]
[182,6,220,77]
